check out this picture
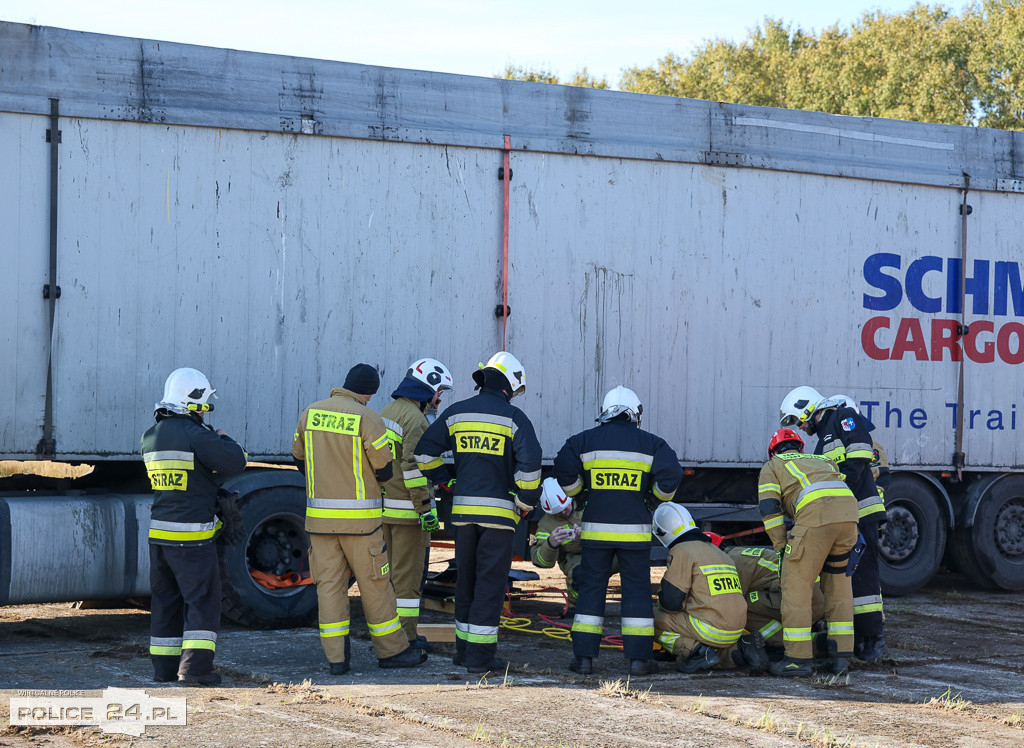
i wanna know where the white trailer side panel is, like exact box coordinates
[0,112,49,455]
[51,119,505,458]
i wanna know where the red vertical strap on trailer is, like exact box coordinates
[502,134,511,351]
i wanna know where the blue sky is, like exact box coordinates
[3,1,962,86]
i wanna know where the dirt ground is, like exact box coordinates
[2,549,1023,748]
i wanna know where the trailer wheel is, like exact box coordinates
[218,486,317,629]
[950,475,1024,591]
[878,476,946,596]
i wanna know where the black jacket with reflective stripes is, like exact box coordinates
[813,406,885,522]
[141,413,247,546]
[414,388,542,531]
[553,420,683,549]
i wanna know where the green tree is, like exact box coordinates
[500,64,608,89]
[620,3,1024,130]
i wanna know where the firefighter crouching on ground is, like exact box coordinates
[293,363,427,675]
[713,538,826,671]
[380,358,454,652]
[781,387,888,663]
[651,504,751,673]
[529,477,619,611]
[758,427,859,676]
[142,367,247,686]
[415,352,543,673]
[555,385,683,677]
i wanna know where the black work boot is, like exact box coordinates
[410,635,433,653]
[178,670,222,686]
[629,659,659,676]
[677,644,720,674]
[569,655,593,674]
[767,657,812,677]
[378,646,428,669]
[823,639,849,675]
[329,661,350,675]
[858,635,888,664]
[735,632,770,674]
[467,657,507,674]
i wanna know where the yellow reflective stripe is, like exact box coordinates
[688,615,742,646]
[305,431,315,498]
[847,449,874,460]
[149,645,182,656]
[828,621,854,635]
[859,504,887,518]
[371,433,390,450]
[383,508,420,519]
[758,482,781,494]
[580,530,651,543]
[784,460,811,489]
[516,476,541,490]
[757,557,780,572]
[823,445,846,462]
[652,483,675,500]
[306,507,383,519]
[622,625,654,636]
[452,505,518,521]
[571,621,603,635]
[582,458,653,472]
[416,456,444,470]
[762,515,784,530]
[148,521,222,542]
[145,459,195,470]
[448,421,513,438]
[353,436,365,500]
[182,639,216,651]
[563,477,583,497]
[367,616,402,637]
[699,565,737,575]
[794,487,834,513]
[783,628,813,642]
[320,621,351,637]
[404,476,428,488]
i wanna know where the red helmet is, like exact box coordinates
[768,428,804,458]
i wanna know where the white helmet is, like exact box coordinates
[472,351,526,397]
[652,503,697,548]
[407,358,454,392]
[157,367,217,415]
[779,386,825,428]
[829,394,860,414]
[540,477,572,514]
[597,386,643,426]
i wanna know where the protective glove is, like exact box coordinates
[436,478,456,493]
[419,508,440,533]
[216,490,247,545]
[547,525,575,548]
[513,495,534,518]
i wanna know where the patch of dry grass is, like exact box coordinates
[0,460,93,479]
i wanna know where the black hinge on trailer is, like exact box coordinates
[952,175,971,481]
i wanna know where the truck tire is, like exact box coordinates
[950,475,1024,591]
[878,475,946,596]
[218,486,317,629]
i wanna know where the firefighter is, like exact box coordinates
[830,394,892,501]
[757,427,859,676]
[781,386,888,663]
[554,386,683,677]
[380,358,454,650]
[713,538,826,672]
[415,352,543,673]
[529,477,617,611]
[142,367,247,686]
[293,363,427,675]
[650,504,749,673]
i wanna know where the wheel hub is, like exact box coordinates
[880,505,919,563]
[246,517,305,577]
[993,499,1024,558]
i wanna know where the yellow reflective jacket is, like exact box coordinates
[292,388,393,535]
[380,396,433,525]
[756,452,859,551]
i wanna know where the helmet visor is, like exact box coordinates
[780,414,798,427]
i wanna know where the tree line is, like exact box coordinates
[500,1,1024,130]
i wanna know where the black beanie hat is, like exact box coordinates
[343,363,380,395]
